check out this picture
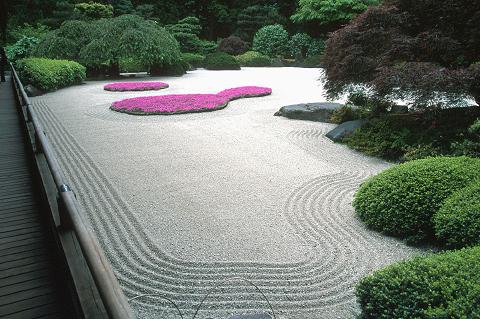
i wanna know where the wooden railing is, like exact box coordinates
[10,63,135,319]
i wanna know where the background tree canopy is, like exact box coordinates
[33,15,181,76]
[323,0,480,108]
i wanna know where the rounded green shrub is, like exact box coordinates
[204,52,240,70]
[235,51,271,67]
[181,53,205,69]
[356,246,480,319]
[16,58,86,92]
[434,181,480,248]
[289,32,311,58]
[252,24,288,57]
[353,156,480,243]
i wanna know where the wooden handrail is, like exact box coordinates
[10,63,135,319]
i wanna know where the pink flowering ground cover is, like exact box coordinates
[104,81,169,92]
[110,86,272,115]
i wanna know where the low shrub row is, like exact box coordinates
[16,57,86,92]
[357,246,480,319]
[343,108,480,161]
[204,52,240,70]
[354,156,480,318]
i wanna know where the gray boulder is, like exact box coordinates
[24,84,43,97]
[326,119,367,142]
[274,102,343,123]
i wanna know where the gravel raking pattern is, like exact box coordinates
[33,96,418,319]
[287,128,390,174]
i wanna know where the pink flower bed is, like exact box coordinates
[104,81,169,92]
[110,86,272,115]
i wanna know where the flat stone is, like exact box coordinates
[326,119,367,142]
[24,84,43,97]
[228,313,272,319]
[274,102,343,123]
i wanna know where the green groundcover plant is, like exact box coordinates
[16,57,86,92]
[356,246,480,319]
[353,156,480,243]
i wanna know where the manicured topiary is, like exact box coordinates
[356,246,480,319]
[16,57,86,92]
[353,157,480,243]
[252,24,288,57]
[235,51,269,66]
[434,181,480,248]
[110,86,271,115]
[204,52,240,70]
[181,53,205,69]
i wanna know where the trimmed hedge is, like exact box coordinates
[181,53,205,69]
[356,246,480,319]
[16,58,86,92]
[204,52,240,70]
[353,157,480,243]
[434,181,480,248]
[252,24,288,57]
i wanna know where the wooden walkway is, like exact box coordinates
[0,75,69,318]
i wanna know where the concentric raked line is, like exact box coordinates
[287,129,388,174]
[34,98,398,316]
[33,98,408,315]
[35,99,370,296]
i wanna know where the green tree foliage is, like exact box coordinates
[166,16,216,54]
[236,5,286,41]
[323,0,480,109]
[288,32,311,58]
[108,0,134,15]
[252,24,289,57]
[8,23,50,43]
[33,15,182,76]
[5,36,40,63]
[74,2,114,20]
[33,20,92,60]
[291,0,380,26]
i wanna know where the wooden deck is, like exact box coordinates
[0,75,69,318]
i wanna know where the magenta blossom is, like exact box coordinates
[110,86,272,115]
[104,81,169,92]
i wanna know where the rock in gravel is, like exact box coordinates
[274,102,343,123]
[326,119,367,142]
[25,84,43,97]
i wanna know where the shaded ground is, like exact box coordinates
[31,68,423,319]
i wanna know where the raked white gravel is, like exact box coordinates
[32,68,424,319]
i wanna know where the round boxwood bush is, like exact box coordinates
[181,53,205,69]
[204,52,240,70]
[356,246,480,319]
[252,24,288,57]
[353,156,480,243]
[433,181,480,249]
